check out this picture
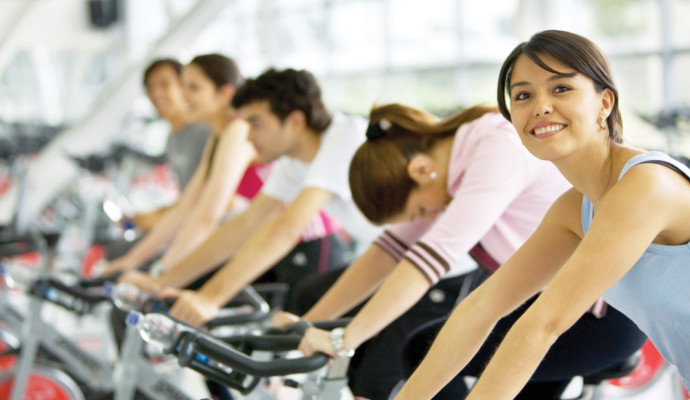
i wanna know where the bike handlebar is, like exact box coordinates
[182,331,331,376]
[76,271,123,288]
[30,275,270,329]
[169,317,351,395]
[67,145,168,174]
[30,277,176,316]
[175,328,331,394]
[30,277,111,315]
[221,319,351,350]
[0,232,47,258]
[206,286,269,328]
[638,106,690,130]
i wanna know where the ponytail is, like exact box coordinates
[349,104,496,224]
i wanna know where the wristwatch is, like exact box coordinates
[329,328,355,358]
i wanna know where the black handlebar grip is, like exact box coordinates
[286,320,314,336]
[311,318,352,331]
[205,286,270,329]
[220,333,303,352]
[262,318,352,337]
[76,271,123,288]
[0,232,46,257]
[182,332,330,377]
[176,332,261,395]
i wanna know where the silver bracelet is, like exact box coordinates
[329,328,354,358]
[149,260,164,277]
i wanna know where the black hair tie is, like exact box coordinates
[366,119,391,140]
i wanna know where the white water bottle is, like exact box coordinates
[125,311,191,352]
[104,282,150,311]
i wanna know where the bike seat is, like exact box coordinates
[582,351,641,385]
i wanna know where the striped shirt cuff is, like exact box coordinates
[374,230,409,261]
[404,242,451,285]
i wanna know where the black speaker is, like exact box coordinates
[88,0,120,28]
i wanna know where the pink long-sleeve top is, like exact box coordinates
[375,112,571,285]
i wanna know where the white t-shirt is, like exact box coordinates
[261,113,381,254]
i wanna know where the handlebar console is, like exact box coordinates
[172,318,350,394]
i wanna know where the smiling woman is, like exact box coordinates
[507,54,616,164]
[497,29,623,142]
[395,30,690,400]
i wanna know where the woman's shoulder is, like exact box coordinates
[540,187,586,237]
[220,116,250,137]
[214,119,251,151]
[617,150,690,186]
[600,153,690,244]
[605,150,690,219]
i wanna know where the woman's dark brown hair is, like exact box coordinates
[189,53,244,90]
[349,104,496,224]
[143,58,182,87]
[497,30,623,143]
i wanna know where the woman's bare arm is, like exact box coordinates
[465,165,685,400]
[160,119,254,266]
[396,189,583,399]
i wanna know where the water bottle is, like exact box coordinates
[104,282,170,313]
[120,218,138,242]
[125,311,217,367]
[104,282,149,311]
[125,311,192,352]
[129,311,244,385]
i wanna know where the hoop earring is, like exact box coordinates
[599,111,608,131]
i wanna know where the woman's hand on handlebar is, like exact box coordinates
[169,289,219,327]
[299,328,336,358]
[118,270,162,294]
[270,311,302,328]
[101,256,137,276]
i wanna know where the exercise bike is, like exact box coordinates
[134,316,354,400]
[0,238,270,400]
